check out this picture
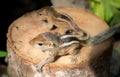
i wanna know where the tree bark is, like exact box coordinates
[7,7,113,77]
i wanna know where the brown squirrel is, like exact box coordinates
[30,23,120,72]
[29,32,80,72]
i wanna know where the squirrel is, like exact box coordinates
[40,6,120,45]
[39,6,90,40]
[30,23,120,72]
[29,32,80,72]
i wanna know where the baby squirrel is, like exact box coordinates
[29,32,80,72]
[39,6,90,41]
[30,24,120,72]
[41,6,120,45]
[30,23,120,72]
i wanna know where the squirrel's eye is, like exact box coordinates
[38,42,43,46]
[42,19,48,23]
[65,29,73,34]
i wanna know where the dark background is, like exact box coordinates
[0,0,52,64]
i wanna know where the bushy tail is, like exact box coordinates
[85,24,120,45]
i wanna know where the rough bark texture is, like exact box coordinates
[7,7,113,77]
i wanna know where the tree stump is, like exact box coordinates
[7,7,113,77]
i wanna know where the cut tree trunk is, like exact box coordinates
[7,7,113,77]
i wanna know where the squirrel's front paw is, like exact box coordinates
[70,55,78,64]
[36,63,44,72]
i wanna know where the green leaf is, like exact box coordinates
[103,0,114,22]
[109,11,120,26]
[89,0,119,23]
[115,47,120,53]
[111,0,120,8]
[0,51,7,57]
[90,0,104,20]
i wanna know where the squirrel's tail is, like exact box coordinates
[85,24,120,45]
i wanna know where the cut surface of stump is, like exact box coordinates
[7,6,113,77]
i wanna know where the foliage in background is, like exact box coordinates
[0,51,7,76]
[89,0,120,26]
[0,51,7,57]
[115,48,120,53]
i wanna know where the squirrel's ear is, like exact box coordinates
[50,24,58,30]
